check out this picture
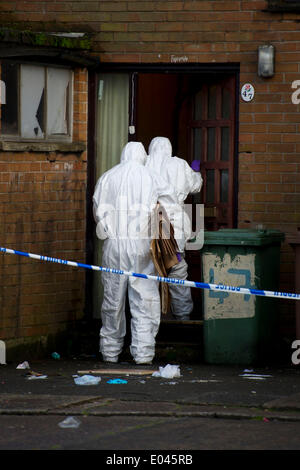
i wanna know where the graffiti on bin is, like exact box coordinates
[203,253,256,320]
[209,267,256,303]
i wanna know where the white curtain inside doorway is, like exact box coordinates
[93,73,129,318]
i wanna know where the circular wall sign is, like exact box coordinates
[241,83,255,102]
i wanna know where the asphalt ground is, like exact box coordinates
[1,357,300,458]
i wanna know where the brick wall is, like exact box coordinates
[0,66,88,353]
[1,0,300,339]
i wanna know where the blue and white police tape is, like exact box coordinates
[1,246,299,300]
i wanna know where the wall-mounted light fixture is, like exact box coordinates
[258,45,275,78]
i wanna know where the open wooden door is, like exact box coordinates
[177,74,237,318]
[136,72,237,319]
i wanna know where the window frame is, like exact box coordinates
[0,60,74,143]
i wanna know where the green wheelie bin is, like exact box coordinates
[201,229,285,365]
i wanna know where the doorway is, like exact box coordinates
[135,72,237,229]
[92,66,239,321]
[134,71,238,319]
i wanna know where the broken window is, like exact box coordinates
[46,67,70,137]
[21,65,45,138]
[1,61,72,140]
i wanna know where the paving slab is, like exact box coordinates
[263,392,300,411]
[0,393,101,413]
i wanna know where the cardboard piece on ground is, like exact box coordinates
[77,369,156,376]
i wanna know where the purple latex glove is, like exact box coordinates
[176,253,182,262]
[191,160,201,172]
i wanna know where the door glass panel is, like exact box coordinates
[220,169,229,202]
[221,127,230,161]
[208,85,216,119]
[207,127,215,161]
[193,128,202,160]
[206,169,215,203]
[222,88,230,119]
[194,89,202,120]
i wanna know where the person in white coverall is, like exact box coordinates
[146,137,203,321]
[93,141,178,364]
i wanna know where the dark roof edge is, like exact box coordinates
[0,28,99,68]
[0,28,92,50]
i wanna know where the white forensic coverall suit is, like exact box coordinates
[93,142,177,364]
[146,137,203,321]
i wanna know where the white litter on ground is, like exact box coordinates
[239,373,272,380]
[189,379,221,383]
[27,374,47,380]
[152,364,181,379]
[16,361,30,369]
[160,381,178,385]
[74,374,101,385]
[58,416,81,429]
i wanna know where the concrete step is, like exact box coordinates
[71,319,204,364]
[156,320,203,363]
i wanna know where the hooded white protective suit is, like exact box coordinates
[93,141,178,364]
[146,137,203,320]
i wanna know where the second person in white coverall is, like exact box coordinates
[146,137,203,321]
[93,141,178,364]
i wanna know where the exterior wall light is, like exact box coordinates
[258,45,275,78]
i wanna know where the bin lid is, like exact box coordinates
[203,229,285,246]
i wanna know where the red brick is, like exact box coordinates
[268,184,295,193]
[282,133,300,143]
[254,193,284,203]
[254,133,282,143]
[240,163,267,172]
[239,203,266,212]
[239,183,267,192]
[253,173,281,183]
[268,124,296,133]
[239,192,253,202]
[240,123,267,133]
[212,1,241,11]
[266,144,296,153]
[239,143,267,152]
[252,212,279,223]
[183,1,212,11]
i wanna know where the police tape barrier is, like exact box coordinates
[1,246,300,300]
